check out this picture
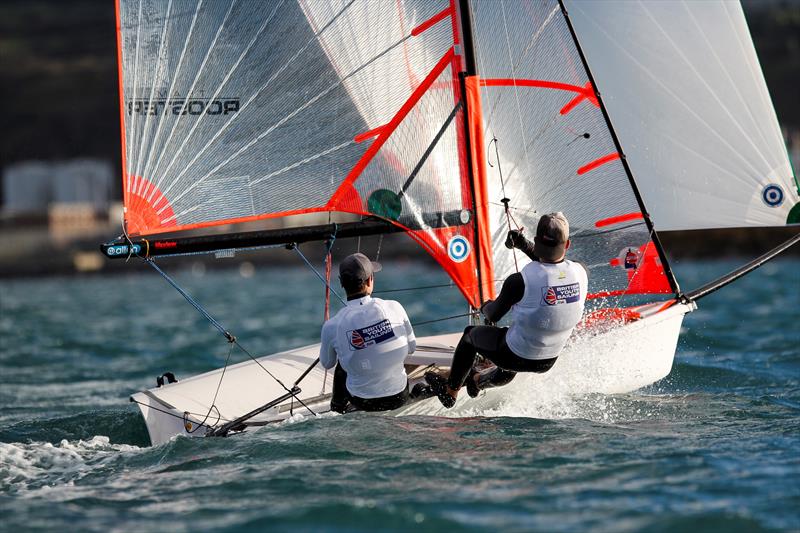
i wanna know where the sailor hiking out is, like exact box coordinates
[426,212,588,408]
[320,253,417,413]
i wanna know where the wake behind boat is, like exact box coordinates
[105,0,798,446]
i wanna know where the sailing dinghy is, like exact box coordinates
[104,0,799,446]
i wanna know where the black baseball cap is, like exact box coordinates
[339,253,382,285]
[533,212,569,261]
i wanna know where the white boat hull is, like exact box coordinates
[132,301,694,446]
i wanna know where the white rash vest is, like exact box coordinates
[505,260,588,360]
[319,295,416,399]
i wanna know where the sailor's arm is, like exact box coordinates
[319,321,338,369]
[481,272,525,323]
[505,229,538,262]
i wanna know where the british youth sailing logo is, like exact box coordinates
[350,330,366,349]
[544,287,558,305]
[541,283,581,306]
[347,319,395,350]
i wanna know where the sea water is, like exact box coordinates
[1,258,798,532]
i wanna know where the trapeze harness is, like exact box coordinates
[320,295,416,412]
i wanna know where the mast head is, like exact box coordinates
[534,212,570,262]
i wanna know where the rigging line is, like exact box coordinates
[375,282,455,294]
[143,258,313,415]
[186,341,235,434]
[488,136,519,273]
[375,234,383,263]
[145,258,235,342]
[412,312,475,327]
[232,338,317,417]
[499,0,535,191]
[130,397,224,428]
[185,405,221,434]
[292,244,347,306]
[134,242,286,260]
[320,221,335,396]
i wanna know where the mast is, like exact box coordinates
[456,0,492,305]
[558,0,681,296]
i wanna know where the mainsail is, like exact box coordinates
[117,0,483,305]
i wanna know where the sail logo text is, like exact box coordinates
[348,319,395,350]
[105,244,141,256]
[541,283,581,306]
[126,98,240,117]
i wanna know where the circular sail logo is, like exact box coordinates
[448,236,471,263]
[762,184,784,207]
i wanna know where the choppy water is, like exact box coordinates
[1,258,798,532]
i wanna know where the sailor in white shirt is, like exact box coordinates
[320,253,416,413]
[426,212,588,408]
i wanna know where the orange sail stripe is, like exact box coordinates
[595,212,644,228]
[577,152,620,175]
[466,75,495,302]
[354,125,386,143]
[115,0,129,213]
[411,6,453,37]
[481,78,590,94]
[559,82,598,114]
[327,47,455,210]
[448,0,460,46]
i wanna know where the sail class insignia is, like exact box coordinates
[762,184,785,207]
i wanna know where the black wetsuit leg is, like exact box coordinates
[330,363,351,413]
[448,326,557,391]
[448,325,508,389]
